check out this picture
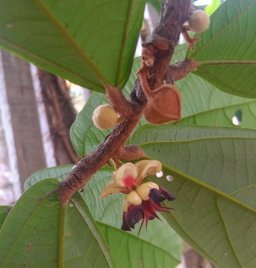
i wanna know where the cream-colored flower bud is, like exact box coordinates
[136,182,159,201]
[189,10,210,33]
[123,191,142,212]
[92,104,118,129]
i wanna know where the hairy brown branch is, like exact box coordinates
[59,0,193,204]
[167,59,198,82]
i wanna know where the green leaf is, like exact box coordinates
[64,194,113,267]
[0,0,146,91]
[170,44,256,129]
[70,57,144,157]
[132,125,256,267]
[189,0,256,98]
[205,0,221,16]
[83,167,183,268]
[24,165,73,191]
[0,207,10,229]
[97,222,180,268]
[176,72,256,128]
[0,179,112,267]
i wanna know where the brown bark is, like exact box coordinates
[37,70,79,165]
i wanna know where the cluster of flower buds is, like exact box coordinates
[101,160,175,231]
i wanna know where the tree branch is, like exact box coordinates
[59,0,193,204]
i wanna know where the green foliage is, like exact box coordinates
[1,0,256,267]
[132,125,256,267]
[0,0,146,92]
[0,207,10,228]
[11,167,182,268]
[205,0,221,15]
[0,179,113,267]
[177,72,255,128]
[189,0,256,98]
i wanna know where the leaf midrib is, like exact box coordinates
[197,60,256,65]
[96,221,180,263]
[216,197,243,268]
[58,205,65,268]
[71,195,113,268]
[141,137,256,215]
[181,99,256,122]
[34,0,108,86]
[0,189,58,267]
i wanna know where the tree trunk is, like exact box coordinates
[0,51,46,191]
[37,69,78,165]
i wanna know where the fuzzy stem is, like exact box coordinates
[59,0,193,204]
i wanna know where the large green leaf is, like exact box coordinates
[0,179,113,267]
[0,206,10,229]
[132,125,256,267]
[205,0,221,15]
[0,0,146,91]
[189,0,256,98]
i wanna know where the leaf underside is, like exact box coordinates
[190,0,256,98]
[0,0,146,92]
[0,180,113,268]
[132,124,256,268]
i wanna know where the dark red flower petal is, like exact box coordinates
[121,204,144,231]
[149,187,175,203]
[122,188,175,232]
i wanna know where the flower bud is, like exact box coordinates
[188,10,210,33]
[136,182,159,201]
[92,104,118,129]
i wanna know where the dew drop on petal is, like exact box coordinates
[166,175,174,181]
[156,171,163,178]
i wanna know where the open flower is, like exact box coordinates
[100,160,162,197]
[122,182,175,231]
[100,159,175,231]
